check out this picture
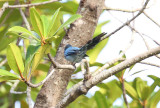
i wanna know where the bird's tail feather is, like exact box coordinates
[80,32,107,52]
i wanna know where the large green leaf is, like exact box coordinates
[97,80,122,103]
[124,82,139,100]
[87,21,109,64]
[30,8,44,38]
[0,69,19,81]
[0,34,17,51]
[7,43,24,74]
[36,1,78,14]
[135,78,149,100]
[141,86,151,100]
[52,14,82,36]
[47,8,61,37]
[94,91,109,108]
[0,26,8,41]
[148,89,160,108]
[7,26,40,42]
[41,15,49,38]
[68,95,97,108]
[23,45,41,77]
[148,75,160,94]
[31,44,49,73]
[0,9,21,24]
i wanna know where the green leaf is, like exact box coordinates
[148,75,160,81]
[47,8,61,37]
[31,44,49,73]
[124,82,139,100]
[7,43,24,74]
[135,78,148,100]
[23,45,41,77]
[7,26,40,42]
[53,14,82,36]
[97,80,122,103]
[87,21,109,64]
[141,86,151,100]
[0,76,18,82]
[94,91,108,108]
[45,35,59,43]
[30,8,44,39]
[0,26,8,41]
[0,69,19,81]
[148,89,160,108]
[41,15,49,38]
[0,35,17,51]
[36,1,78,14]
[148,75,160,93]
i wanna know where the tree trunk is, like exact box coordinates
[34,0,105,107]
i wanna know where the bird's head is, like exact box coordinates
[65,44,72,50]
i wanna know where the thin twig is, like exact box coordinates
[23,69,55,88]
[105,6,142,13]
[139,61,160,68]
[0,58,7,67]
[121,78,129,108]
[47,53,75,70]
[0,2,8,18]
[108,11,136,56]
[6,0,60,8]
[10,80,27,94]
[19,8,31,31]
[27,86,32,108]
[143,12,160,28]
[126,24,160,59]
[101,0,150,41]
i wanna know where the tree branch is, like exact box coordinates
[47,53,75,70]
[19,8,31,31]
[34,0,105,107]
[81,59,90,83]
[101,0,150,41]
[121,79,129,108]
[0,58,7,67]
[143,12,160,28]
[6,0,60,8]
[0,2,8,18]
[27,86,32,108]
[58,45,160,107]
[10,80,27,94]
[23,69,55,88]
[139,61,160,68]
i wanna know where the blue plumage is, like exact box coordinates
[64,32,107,63]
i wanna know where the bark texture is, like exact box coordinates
[34,0,105,107]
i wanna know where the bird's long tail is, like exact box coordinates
[80,32,107,52]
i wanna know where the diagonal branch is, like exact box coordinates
[101,0,150,41]
[58,45,160,108]
[23,69,55,88]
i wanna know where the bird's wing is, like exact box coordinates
[65,47,80,56]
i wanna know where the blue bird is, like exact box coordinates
[64,32,107,64]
